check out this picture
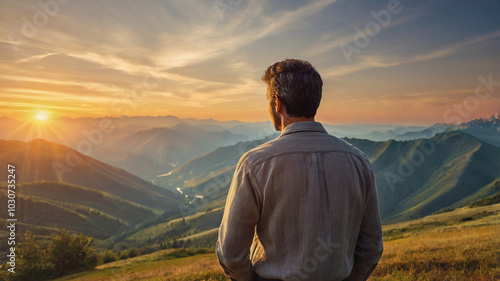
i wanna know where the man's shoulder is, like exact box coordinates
[239,132,371,167]
[319,134,372,164]
[239,137,281,165]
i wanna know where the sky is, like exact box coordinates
[1,0,499,125]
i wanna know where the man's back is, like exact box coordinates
[217,121,383,281]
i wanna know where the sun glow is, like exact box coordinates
[5,111,66,145]
[35,111,49,121]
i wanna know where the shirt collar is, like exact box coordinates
[280,121,327,137]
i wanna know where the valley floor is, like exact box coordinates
[56,204,499,281]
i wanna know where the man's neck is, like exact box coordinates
[280,116,315,131]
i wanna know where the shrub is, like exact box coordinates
[0,230,99,281]
[51,230,99,276]
[101,250,117,264]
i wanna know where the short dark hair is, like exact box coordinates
[262,59,323,118]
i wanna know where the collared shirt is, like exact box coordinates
[217,121,383,281]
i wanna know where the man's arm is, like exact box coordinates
[216,156,261,281]
[349,167,384,281]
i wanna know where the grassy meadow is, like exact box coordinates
[54,248,226,281]
[55,204,499,281]
[371,203,499,280]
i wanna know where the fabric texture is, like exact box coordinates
[217,121,383,281]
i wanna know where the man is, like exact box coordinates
[216,59,383,281]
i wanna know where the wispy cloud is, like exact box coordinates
[324,31,500,77]
[16,52,59,63]
[306,12,424,59]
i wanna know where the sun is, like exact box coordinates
[35,111,50,121]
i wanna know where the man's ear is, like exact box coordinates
[275,95,283,113]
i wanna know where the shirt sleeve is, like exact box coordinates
[216,156,261,281]
[349,165,384,281]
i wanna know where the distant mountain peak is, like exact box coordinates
[458,113,500,126]
[491,113,499,121]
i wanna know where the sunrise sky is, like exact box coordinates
[1,0,499,125]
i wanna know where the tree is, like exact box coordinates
[1,230,100,281]
[128,248,138,258]
[101,250,117,264]
[119,250,129,260]
[50,230,100,277]
[5,231,53,281]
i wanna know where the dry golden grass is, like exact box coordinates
[56,249,226,281]
[370,225,500,280]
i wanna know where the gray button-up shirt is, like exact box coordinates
[217,121,383,281]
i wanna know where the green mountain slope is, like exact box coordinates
[2,181,161,233]
[156,136,276,209]
[124,207,224,247]
[0,139,180,211]
[163,131,500,224]
[449,179,500,208]
[0,139,182,241]
[347,131,500,222]
[0,187,125,239]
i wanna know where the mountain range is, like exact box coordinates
[347,132,500,222]
[1,114,498,183]
[0,116,276,182]
[0,139,181,242]
[122,129,500,248]
[335,113,500,146]
[90,123,252,181]
[159,131,500,223]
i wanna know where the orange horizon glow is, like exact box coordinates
[1,2,499,127]
[1,106,498,127]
